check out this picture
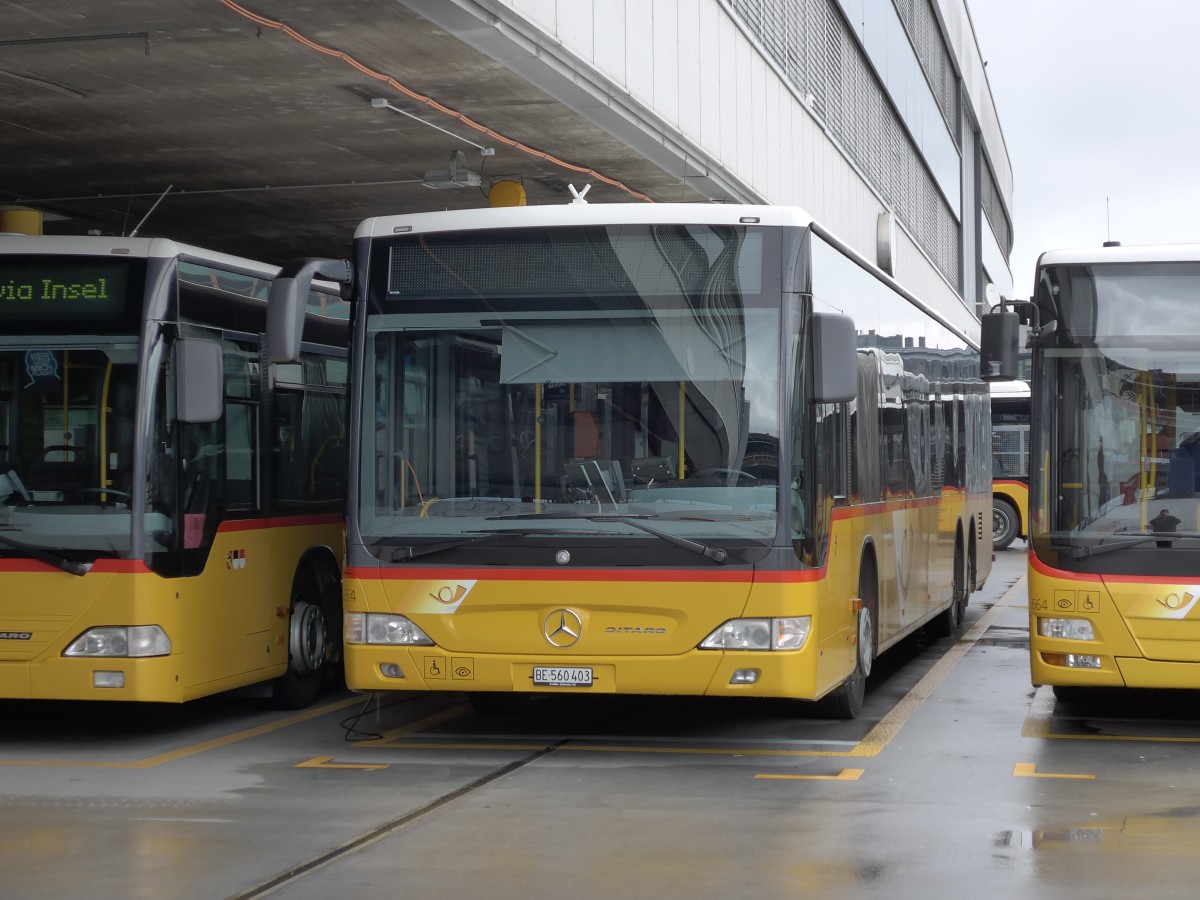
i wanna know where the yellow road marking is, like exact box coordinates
[295,756,389,770]
[0,694,364,769]
[1013,762,1095,780]
[755,768,864,781]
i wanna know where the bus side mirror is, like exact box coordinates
[176,338,224,424]
[980,309,1020,381]
[812,312,858,403]
[266,257,352,363]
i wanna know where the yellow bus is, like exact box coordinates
[990,379,1030,550]
[271,204,992,718]
[0,236,348,705]
[982,243,1200,699]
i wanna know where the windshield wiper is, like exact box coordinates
[596,515,728,563]
[385,528,612,563]
[1069,532,1195,559]
[0,532,91,576]
[487,512,728,563]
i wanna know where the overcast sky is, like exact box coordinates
[967,1,1200,299]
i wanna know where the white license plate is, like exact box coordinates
[532,666,593,687]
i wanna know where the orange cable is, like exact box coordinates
[219,0,654,202]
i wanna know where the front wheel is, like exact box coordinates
[270,570,332,709]
[816,564,877,719]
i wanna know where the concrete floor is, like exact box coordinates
[6,547,1200,899]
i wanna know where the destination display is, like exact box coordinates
[0,257,136,325]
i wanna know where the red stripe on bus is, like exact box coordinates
[346,565,825,584]
[0,558,149,574]
[218,514,342,532]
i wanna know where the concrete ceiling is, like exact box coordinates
[0,1,706,265]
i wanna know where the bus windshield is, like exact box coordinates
[1036,262,1200,561]
[0,342,144,557]
[361,223,782,552]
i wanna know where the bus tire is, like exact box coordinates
[929,535,966,638]
[270,566,331,709]
[816,557,877,720]
[993,499,1019,550]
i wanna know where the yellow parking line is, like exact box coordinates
[755,768,864,781]
[295,756,389,770]
[1013,762,1094,780]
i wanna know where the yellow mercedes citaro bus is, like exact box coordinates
[982,243,1200,700]
[0,236,348,706]
[270,203,992,718]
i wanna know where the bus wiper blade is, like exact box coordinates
[586,515,728,564]
[388,528,610,562]
[485,512,728,563]
[1070,533,1192,559]
[0,532,91,576]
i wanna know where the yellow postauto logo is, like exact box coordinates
[1124,586,1200,619]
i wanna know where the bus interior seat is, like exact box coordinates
[27,445,90,497]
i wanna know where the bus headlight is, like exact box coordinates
[345,612,434,646]
[699,617,811,651]
[1038,618,1095,641]
[63,626,171,658]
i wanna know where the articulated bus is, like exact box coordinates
[0,235,349,706]
[990,378,1030,550]
[271,203,991,718]
[982,243,1200,698]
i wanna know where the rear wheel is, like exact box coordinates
[816,560,877,719]
[993,499,1019,550]
[929,537,967,638]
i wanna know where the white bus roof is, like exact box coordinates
[989,379,1030,398]
[355,202,816,240]
[1038,243,1200,267]
[0,233,280,279]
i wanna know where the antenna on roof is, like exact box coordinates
[129,184,173,237]
[1102,197,1121,247]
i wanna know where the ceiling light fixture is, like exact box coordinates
[422,150,482,190]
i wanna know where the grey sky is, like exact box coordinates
[967,0,1200,299]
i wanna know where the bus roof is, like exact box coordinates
[355,202,816,239]
[1038,243,1200,267]
[989,379,1030,398]
[0,233,280,279]
[0,233,343,299]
